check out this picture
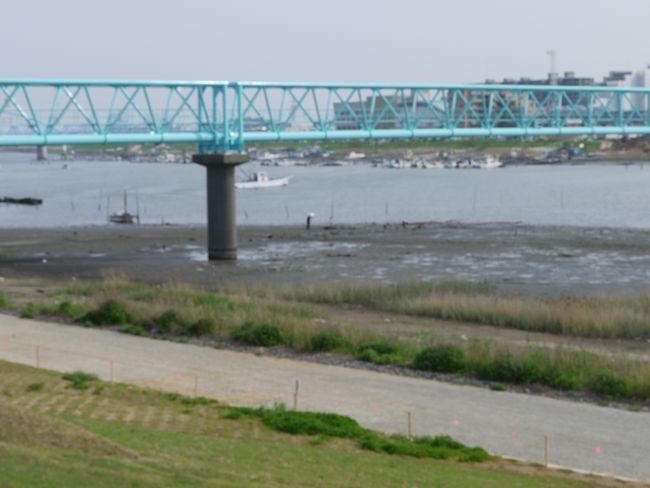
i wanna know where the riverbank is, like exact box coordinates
[3,136,649,165]
[4,222,650,450]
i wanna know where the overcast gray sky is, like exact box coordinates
[3,0,649,84]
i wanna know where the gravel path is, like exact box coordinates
[0,313,647,482]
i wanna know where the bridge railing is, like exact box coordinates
[2,80,650,151]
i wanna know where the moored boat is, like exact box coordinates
[109,192,139,224]
[235,172,291,189]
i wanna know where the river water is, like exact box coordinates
[1,151,650,229]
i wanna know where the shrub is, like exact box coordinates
[413,345,466,373]
[255,405,366,438]
[589,372,631,399]
[0,291,8,308]
[231,322,285,347]
[153,310,185,333]
[458,447,491,462]
[20,304,35,319]
[357,348,405,366]
[420,435,466,450]
[552,372,581,391]
[81,300,131,325]
[490,383,507,392]
[56,300,82,318]
[308,332,344,352]
[355,340,405,365]
[62,371,98,390]
[186,318,216,336]
[357,340,397,356]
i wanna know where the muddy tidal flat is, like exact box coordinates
[2,222,650,297]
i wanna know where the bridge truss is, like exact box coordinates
[1,80,650,151]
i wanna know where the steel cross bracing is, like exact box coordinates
[1,80,650,152]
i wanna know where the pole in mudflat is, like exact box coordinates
[407,411,413,439]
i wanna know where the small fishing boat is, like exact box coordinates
[479,155,503,169]
[109,192,139,224]
[235,172,290,189]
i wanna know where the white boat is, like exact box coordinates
[479,155,504,169]
[346,151,366,160]
[235,172,291,189]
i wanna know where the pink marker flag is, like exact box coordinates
[452,419,460,427]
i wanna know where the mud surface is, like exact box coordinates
[2,222,650,297]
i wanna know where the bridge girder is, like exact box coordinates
[0,81,649,152]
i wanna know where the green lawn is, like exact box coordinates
[0,360,612,487]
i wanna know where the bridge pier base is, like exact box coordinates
[192,153,249,260]
[36,145,48,161]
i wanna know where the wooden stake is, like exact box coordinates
[109,360,114,382]
[193,374,198,398]
[35,345,40,368]
[407,411,413,439]
[293,380,299,410]
[544,435,550,467]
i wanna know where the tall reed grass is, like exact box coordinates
[283,282,650,339]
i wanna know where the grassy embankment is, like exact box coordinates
[0,359,611,487]
[4,280,650,402]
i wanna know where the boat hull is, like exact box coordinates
[235,176,290,189]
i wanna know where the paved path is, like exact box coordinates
[0,313,647,482]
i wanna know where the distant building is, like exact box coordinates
[331,66,650,132]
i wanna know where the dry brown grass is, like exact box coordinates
[0,403,135,458]
[282,282,650,339]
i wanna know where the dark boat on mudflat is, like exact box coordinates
[0,197,43,206]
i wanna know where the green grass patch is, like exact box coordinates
[413,345,466,373]
[26,382,44,392]
[80,300,132,326]
[62,371,98,391]
[307,331,345,352]
[20,304,36,319]
[121,325,147,336]
[231,321,288,347]
[356,340,406,366]
[233,405,488,463]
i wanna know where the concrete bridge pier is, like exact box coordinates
[36,145,48,161]
[192,153,249,260]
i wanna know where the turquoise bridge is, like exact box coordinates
[2,80,650,151]
[3,79,650,260]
